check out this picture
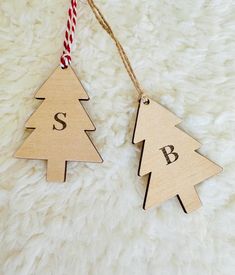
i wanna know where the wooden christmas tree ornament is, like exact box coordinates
[15,1,102,182]
[133,98,222,213]
[15,66,102,182]
[87,0,222,213]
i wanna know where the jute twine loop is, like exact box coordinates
[87,0,145,99]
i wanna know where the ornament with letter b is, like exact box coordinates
[133,97,222,213]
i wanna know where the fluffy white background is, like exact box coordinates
[0,0,234,274]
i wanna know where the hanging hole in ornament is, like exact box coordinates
[142,96,150,105]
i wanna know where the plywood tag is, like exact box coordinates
[133,98,222,213]
[15,66,102,182]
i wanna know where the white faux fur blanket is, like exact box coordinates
[0,0,234,274]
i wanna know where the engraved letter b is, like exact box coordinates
[159,145,179,165]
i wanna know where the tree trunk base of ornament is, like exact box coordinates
[47,159,66,182]
[177,187,202,213]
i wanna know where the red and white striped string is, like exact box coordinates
[60,0,78,69]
